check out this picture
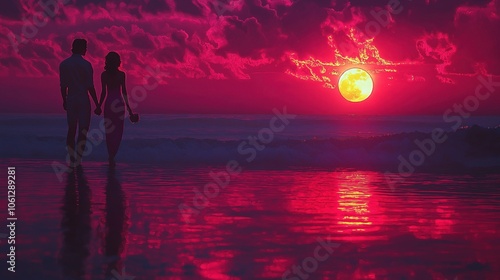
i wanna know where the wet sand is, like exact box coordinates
[1,159,499,280]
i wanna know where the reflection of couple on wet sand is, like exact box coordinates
[60,39,138,167]
[60,166,128,279]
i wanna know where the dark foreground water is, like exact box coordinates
[0,160,499,280]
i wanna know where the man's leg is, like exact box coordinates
[66,104,78,166]
[75,98,91,165]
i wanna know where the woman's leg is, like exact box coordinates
[108,116,124,162]
[105,100,125,165]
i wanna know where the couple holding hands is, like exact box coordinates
[60,39,139,167]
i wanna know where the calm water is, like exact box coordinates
[1,160,499,280]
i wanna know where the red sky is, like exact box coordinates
[1,0,499,114]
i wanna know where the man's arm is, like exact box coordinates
[86,63,99,108]
[89,87,99,107]
[59,63,68,111]
[61,86,68,111]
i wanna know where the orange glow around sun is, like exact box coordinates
[285,27,406,91]
[338,68,374,102]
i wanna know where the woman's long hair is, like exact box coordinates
[105,52,121,74]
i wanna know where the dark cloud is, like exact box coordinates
[171,30,202,56]
[72,0,108,8]
[171,29,189,45]
[130,26,156,49]
[155,46,186,64]
[242,0,279,25]
[71,0,171,16]
[94,26,128,47]
[450,2,500,74]
[130,34,155,49]
[372,26,421,62]
[390,0,492,31]
[0,0,23,20]
[214,0,284,58]
[173,0,203,16]
[142,0,171,14]
[0,57,21,68]
[216,16,268,58]
[19,41,59,59]
[33,59,55,74]
[281,1,331,59]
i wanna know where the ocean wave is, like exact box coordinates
[2,125,500,170]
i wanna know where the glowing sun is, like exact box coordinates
[338,68,374,102]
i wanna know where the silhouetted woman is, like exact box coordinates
[97,52,133,166]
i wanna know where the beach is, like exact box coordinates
[1,114,500,279]
[2,0,500,278]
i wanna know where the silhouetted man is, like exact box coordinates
[60,39,100,166]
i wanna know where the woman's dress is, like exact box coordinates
[103,71,125,160]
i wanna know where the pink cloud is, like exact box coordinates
[416,32,457,75]
[1,0,499,85]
